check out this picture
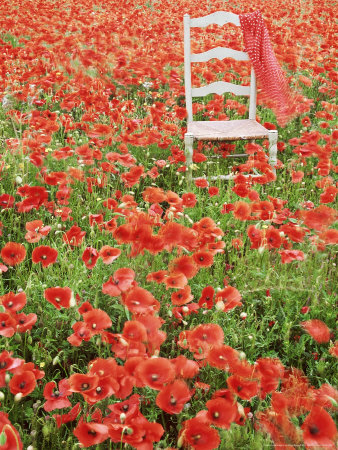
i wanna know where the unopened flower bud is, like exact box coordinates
[14,392,23,402]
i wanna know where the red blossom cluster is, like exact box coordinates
[0,292,37,336]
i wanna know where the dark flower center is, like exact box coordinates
[81,383,90,390]
[122,404,129,411]
[41,255,47,260]
[19,381,26,389]
[88,430,97,436]
[0,361,7,369]
[237,386,242,392]
[309,425,319,435]
[170,395,176,405]
[213,411,220,419]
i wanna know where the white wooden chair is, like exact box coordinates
[184,11,278,183]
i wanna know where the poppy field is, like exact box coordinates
[0,0,337,448]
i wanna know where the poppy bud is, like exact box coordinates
[14,333,22,343]
[5,373,10,384]
[27,335,33,344]
[15,175,23,184]
[0,391,4,401]
[14,392,23,402]
[120,413,126,423]
[42,425,50,437]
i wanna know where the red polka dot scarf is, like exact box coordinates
[240,10,298,127]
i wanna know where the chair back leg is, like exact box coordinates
[184,132,194,184]
[267,130,278,174]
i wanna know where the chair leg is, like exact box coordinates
[268,130,278,175]
[184,132,194,185]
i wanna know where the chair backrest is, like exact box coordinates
[184,11,256,123]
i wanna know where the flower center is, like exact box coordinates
[81,383,90,390]
[309,425,319,435]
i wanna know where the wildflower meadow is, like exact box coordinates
[0,0,337,448]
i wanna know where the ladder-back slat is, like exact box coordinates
[192,81,250,97]
[191,46,249,63]
[190,11,240,28]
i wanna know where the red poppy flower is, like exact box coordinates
[301,319,330,343]
[32,245,58,267]
[194,178,209,188]
[329,341,338,358]
[279,250,305,264]
[63,224,86,246]
[1,242,26,266]
[146,270,168,284]
[192,251,214,268]
[68,321,93,346]
[83,309,112,334]
[135,357,175,390]
[227,375,259,400]
[43,379,72,412]
[73,420,109,448]
[0,312,16,337]
[0,193,14,210]
[301,406,337,449]
[0,291,26,312]
[206,397,237,429]
[0,412,23,449]
[171,285,193,306]
[164,272,188,289]
[233,201,252,221]
[106,394,140,422]
[169,255,199,279]
[188,323,224,358]
[82,247,99,269]
[265,227,282,249]
[78,301,93,315]
[0,351,23,382]
[68,373,99,394]
[123,287,160,314]
[102,268,135,296]
[247,225,263,248]
[9,370,37,396]
[302,206,336,231]
[182,192,197,208]
[215,286,242,312]
[15,312,37,333]
[171,355,199,379]
[99,246,121,264]
[315,384,338,410]
[198,286,215,309]
[207,345,239,370]
[44,287,73,309]
[122,320,148,342]
[82,376,119,405]
[54,403,82,428]
[156,379,191,414]
[182,417,220,450]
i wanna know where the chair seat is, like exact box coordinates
[187,119,269,141]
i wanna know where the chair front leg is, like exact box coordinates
[267,130,278,175]
[184,132,194,185]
